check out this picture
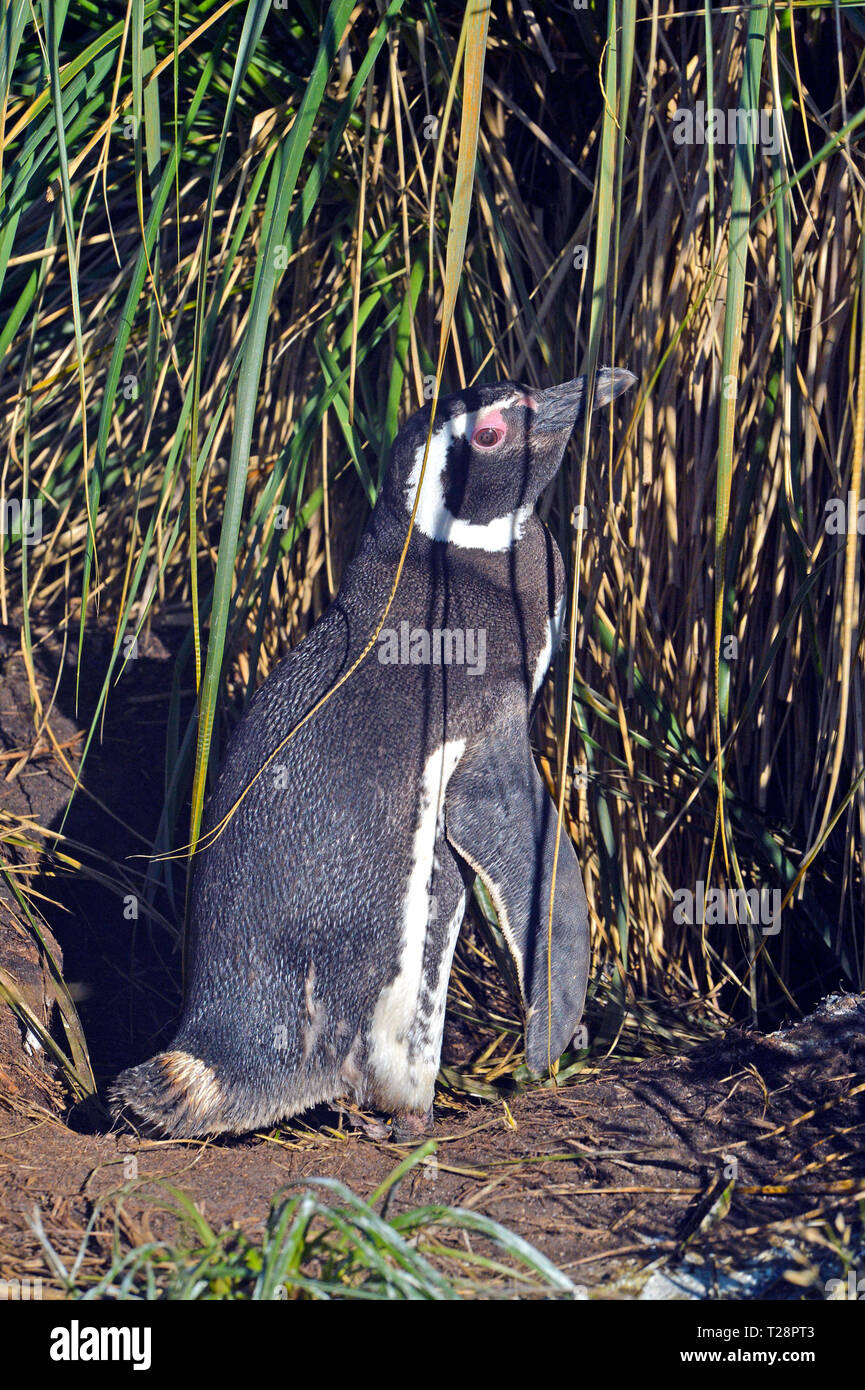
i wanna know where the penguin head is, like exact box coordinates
[382,368,636,552]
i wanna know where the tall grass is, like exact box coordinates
[1,0,864,1096]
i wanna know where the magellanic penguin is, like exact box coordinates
[113,367,636,1138]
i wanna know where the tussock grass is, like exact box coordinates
[1,1,864,1103]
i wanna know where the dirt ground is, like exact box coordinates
[1,626,864,1298]
[2,996,864,1297]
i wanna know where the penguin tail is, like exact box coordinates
[110,1049,227,1138]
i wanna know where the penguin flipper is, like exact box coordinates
[443,723,590,1074]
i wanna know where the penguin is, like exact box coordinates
[112,367,636,1139]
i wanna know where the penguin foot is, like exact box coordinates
[336,1105,391,1140]
[389,1106,434,1143]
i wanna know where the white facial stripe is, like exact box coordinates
[497,391,537,411]
[432,394,535,434]
[405,419,533,552]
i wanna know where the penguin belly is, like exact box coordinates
[364,740,471,1117]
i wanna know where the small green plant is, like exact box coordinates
[30,1145,580,1300]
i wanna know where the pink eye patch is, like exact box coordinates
[471,408,507,448]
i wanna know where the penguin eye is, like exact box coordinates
[472,425,505,449]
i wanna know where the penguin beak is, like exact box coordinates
[530,367,636,433]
